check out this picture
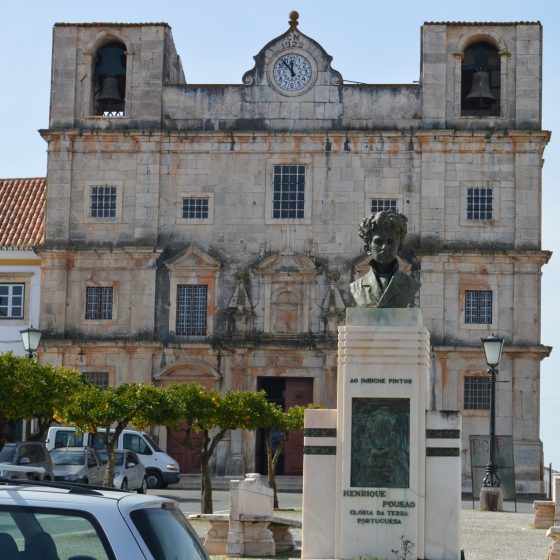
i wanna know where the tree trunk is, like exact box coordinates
[266,430,287,509]
[201,453,213,513]
[102,438,117,487]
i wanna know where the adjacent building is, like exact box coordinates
[37,15,550,493]
[0,178,45,357]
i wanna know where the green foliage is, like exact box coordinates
[168,384,271,513]
[0,352,84,447]
[58,382,176,486]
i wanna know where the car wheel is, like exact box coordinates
[146,470,163,489]
[137,476,148,494]
[121,479,128,490]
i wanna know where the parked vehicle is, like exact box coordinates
[0,478,210,559]
[50,446,105,485]
[46,426,180,489]
[98,449,148,493]
[0,441,54,481]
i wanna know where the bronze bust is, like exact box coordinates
[350,210,419,308]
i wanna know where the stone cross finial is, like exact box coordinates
[289,11,299,29]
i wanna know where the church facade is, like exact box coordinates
[38,14,550,493]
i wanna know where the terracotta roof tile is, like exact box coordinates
[0,178,46,249]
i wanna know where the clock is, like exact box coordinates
[269,50,317,95]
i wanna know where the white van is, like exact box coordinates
[45,426,180,489]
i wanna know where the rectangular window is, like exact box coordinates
[467,188,493,220]
[371,199,397,214]
[85,287,113,320]
[465,290,492,324]
[176,285,208,336]
[83,371,110,389]
[273,165,305,219]
[182,197,209,219]
[464,376,490,410]
[90,186,117,218]
[0,283,24,318]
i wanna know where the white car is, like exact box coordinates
[50,446,105,485]
[98,449,148,493]
[0,478,210,559]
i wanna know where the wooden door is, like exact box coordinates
[283,378,314,475]
[167,423,204,474]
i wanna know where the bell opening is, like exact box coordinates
[93,42,127,117]
[461,41,500,117]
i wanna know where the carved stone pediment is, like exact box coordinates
[241,12,342,89]
[165,245,221,271]
[253,251,319,277]
[252,251,319,334]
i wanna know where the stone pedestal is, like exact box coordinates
[547,527,560,560]
[554,475,560,525]
[226,473,275,557]
[480,487,503,511]
[425,411,462,559]
[533,501,555,529]
[335,308,429,560]
[301,308,461,560]
[301,409,337,559]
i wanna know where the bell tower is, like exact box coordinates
[421,22,542,129]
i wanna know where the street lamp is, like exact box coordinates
[480,333,504,510]
[20,325,42,359]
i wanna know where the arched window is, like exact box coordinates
[461,41,500,117]
[92,42,126,116]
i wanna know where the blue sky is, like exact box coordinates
[1,0,559,469]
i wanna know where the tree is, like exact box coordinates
[259,404,306,508]
[0,352,84,449]
[58,382,178,487]
[169,384,270,513]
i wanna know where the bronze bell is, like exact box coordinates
[466,70,495,101]
[98,75,122,103]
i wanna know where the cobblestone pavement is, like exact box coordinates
[188,506,550,560]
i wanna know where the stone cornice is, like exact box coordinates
[417,249,552,266]
[433,345,552,360]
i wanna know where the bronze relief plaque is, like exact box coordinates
[350,397,410,488]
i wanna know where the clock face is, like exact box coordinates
[272,53,313,92]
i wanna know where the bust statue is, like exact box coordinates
[350,210,420,308]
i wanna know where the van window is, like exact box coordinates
[89,433,107,450]
[123,434,151,455]
[54,431,83,448]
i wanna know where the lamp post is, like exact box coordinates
[480,333,504,511]
[20,325,42,359]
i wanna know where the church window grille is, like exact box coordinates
[464,376,490,410]
[465,290,492,324]
[85,287,113,320]
[273,165,305,219]
[176,285,208,336]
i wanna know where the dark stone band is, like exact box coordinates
[426,447,461,457]
[426,429,461,439]
[304,428,337,438]
[303,445,337,455]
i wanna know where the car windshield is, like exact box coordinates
[50,450,85,466]
[143,434,162,453]
[0,445,16,463]
[130,507,208,560]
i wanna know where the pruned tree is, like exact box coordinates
[0,352,83,449]
[169,384,270,513]
[58,382,177,487]
[259,404,306,508]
